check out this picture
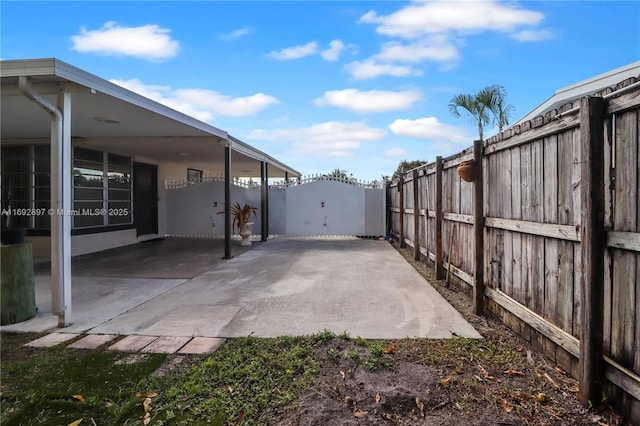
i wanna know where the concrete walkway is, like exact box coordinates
[2,237,481,340]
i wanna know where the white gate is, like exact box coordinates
[269,177,386,237]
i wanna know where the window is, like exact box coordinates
[73,147,132,229]
[1,145,51,230]
[0,145,133,232]
[187,168,203,184]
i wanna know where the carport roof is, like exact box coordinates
[0,58,300,178]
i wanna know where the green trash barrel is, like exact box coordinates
[1,242,36,325]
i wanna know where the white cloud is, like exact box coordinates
[267,41,318,60]
[250,121,386,157]
[374,36,460,64]
[510,28,554,42]
[354,1,551,77]
[110,78,278,120]
[173,89,279,116]
[344,60,422,80]
[315,89,421,113]
[359,1,545,38]
[389,117,471,151]
[220,27,253,41]
[71,21,179,61]
[385,148,407,157]
[321,40,345,61]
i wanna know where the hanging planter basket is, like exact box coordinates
[457,160,476,182]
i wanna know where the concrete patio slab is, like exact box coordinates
[179,337,226,354]
[141,336,192,354]
[108,335,158,352]
[1,276,187,334]
[4,237,482,340]
[67,334,117,350]
[26,332,80,348]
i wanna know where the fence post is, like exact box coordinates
[399,174,405,248]
[385,180,391,237]
[261,161,269,242]
[435,156,444,279]
[413,169,420,260]
[579,96,606,407]
[473,140,485,315]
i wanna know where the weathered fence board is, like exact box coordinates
[389,81,640,420]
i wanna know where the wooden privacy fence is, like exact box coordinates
[388,77,640,419]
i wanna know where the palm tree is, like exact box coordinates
[494,97,515,132]
[327,168,350,180]
[449,85,511,140]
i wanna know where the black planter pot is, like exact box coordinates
[1,228,27,245]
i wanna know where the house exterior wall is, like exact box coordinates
[159,161,223,184]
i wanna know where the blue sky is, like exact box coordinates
[2,1,639,181]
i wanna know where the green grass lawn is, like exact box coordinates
[0,332,332,425]
[1,333,167,425]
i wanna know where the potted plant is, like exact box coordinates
[457,160,476,183]
[218,202,258,246]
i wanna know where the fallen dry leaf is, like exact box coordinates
[543,373,559,389]
[505,368,525,376]
[415,397,425,417]
[375,392,381,405]
[473,374,484,382]
[500,398,514,413]
[477,364,489,376]
[67,420,83,426]
[383,343,398,354]
[228,386,234,395]
[486,375,501,383]
[453,368,464,375]
[143,397,152,413]
[567,386,579,393]
[234,411,245,425]
[441,377,452,386]
[72,395,84,402]
[555,367,567,376]
[513,391,531,400]
[354,410,368,418]
[136,392,159,398]
[340,371,346,380]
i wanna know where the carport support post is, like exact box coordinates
[472,140,485,316]
[19,76,72,326]
[435,156,444,280]
[223,144,232,259]
[412,169,420,260]
[53,90,73,327]
[578,96,605,407]
[261,161,269,241]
